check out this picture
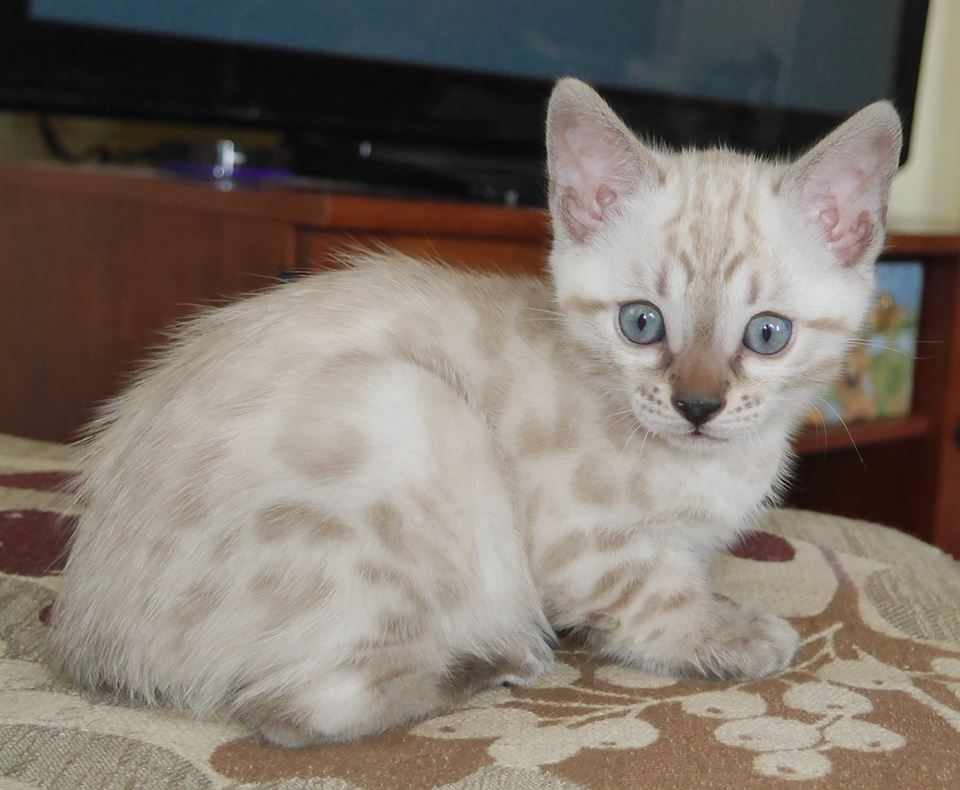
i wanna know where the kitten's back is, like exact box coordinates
[51,251,555,744]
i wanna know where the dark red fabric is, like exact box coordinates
[0,509,75,575]
[728,530,796,562]
[0,471,76,492]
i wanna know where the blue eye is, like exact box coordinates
[618,302,666,345]
[743,314,792,355]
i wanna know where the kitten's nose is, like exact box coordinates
[672,394,725,427]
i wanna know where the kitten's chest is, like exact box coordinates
[494,373,783,539]
[625,443,782,524]
[519,433,777,527]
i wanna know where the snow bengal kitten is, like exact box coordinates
[51,79,902,747]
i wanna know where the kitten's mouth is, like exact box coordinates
[687,429,727,444]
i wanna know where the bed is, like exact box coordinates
[2,432,959,788]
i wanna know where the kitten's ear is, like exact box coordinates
[786,101,902,267]
[546,78,661,243]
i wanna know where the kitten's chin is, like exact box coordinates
[654,427,732,452]
[678,431,731,452]
[685,431,729,445]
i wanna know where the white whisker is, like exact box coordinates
[524,307,565,317]
[637,429,651,460]
[806,405,828,456]
[844,339,931,360]
[617,421,644,462]
[815,395,864,468]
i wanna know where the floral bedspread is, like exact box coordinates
[2,433,959,788]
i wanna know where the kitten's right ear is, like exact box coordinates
[785,101,902,267]
[546,79,662,243]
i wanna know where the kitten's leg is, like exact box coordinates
[246,623,555,748]
[252,640,553,748]
[239,360,553,746]
[550,546,798,681]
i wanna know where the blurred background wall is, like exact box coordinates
[887,0,960,228]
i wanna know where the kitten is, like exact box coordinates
[50,79,901,747]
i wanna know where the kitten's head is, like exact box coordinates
[545,79,901,450]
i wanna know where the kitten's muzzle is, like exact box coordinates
[671,394,725,427]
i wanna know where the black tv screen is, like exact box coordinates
[0,1,929,202]
[30,0,911,116]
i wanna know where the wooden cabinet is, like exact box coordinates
[1,163,957,554]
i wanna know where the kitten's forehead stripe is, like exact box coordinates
[692,169,709,220]
[655,267,668,297]
[748,273,761,306]
[663,168,690,230]
[653,157,667,186]
[660,154,772,287]
[725,179,743,216]
[722,251,747,283]
[772,171,786,196]
[677,248,696,283]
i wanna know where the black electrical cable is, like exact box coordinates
[38,114,82,162]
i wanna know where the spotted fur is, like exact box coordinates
[51,79,901,746]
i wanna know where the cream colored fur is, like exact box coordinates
[50,79,901,747]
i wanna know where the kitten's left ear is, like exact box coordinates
[546,78,662,243]
[786,101,902,267]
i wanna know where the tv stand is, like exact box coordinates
[0,161,957,554]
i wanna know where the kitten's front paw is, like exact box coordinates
[693,608,799,681]
[497,635,556,687]
[258,721,320,749]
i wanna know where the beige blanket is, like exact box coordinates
[1,433,959,788]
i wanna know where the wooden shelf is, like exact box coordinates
[794,415,930,455]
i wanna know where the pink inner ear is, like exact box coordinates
[829,210,875,263]
[561,184,624,241]
[809,187,877,267]
[559,187,608,242]
[562,185,626,242]
[551,117,645,242]
[817,205,841,241]
[596,184,618,208]
[794,107,900,267]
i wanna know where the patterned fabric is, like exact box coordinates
[1,433,959,789]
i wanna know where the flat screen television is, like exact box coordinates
[0,1,930,204]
